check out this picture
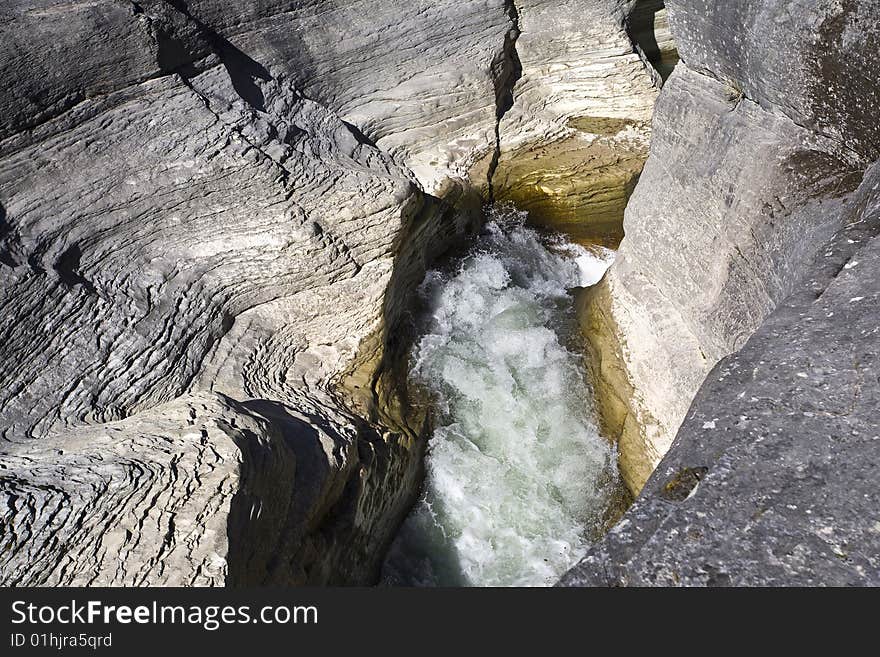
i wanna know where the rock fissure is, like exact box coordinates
[486,0,523,202]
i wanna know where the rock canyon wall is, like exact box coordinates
[563,0,880,585]
[2,0,876,587]
[0,1,660,585]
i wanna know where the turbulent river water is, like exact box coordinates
[383,205,620,587]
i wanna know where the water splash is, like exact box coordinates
[383,205,618,587]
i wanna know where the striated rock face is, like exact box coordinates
[10,0,873,589]
[2,388,435,586]
[587,0,879,493]
[0,0,512,585]
[563,0,880,584]
[4,394,286,586]
[484,0,661,244]
[0,0,662,586]
[495,0,656,153]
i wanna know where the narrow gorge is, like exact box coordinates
[382,207,622,586]
[1,0,877,588]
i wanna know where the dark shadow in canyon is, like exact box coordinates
[225,398,331,586]
[155,0,272,111]
[226,394,425,585]
[0,201,17,268]
[54,244,97,294]
[626,0,678,83]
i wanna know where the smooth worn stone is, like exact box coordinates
[562,165,880,585]
[586,0,879,494]
[562,0,880,585]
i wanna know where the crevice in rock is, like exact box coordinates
[486,1,523,202]
[625,1,678,86]
[54,245,97,295]
[0,201,18,268]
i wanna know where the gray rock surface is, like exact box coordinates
[563,0,880,584]
[589,0,879,493]
[0,0,659,586]
[0,0,508,585]
[563,164,880,585]
[496,0,657,155]
[5,0,875,588]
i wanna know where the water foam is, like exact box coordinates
[383,206,618,587]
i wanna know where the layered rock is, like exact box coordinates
[483,0,663,243]
[0,0,508,585]
[1,0,667,585]
[584,0,879,493]
[564,163,880,585]
[10,0,873,589]
[496,0,657,153]
[564,0,880,584]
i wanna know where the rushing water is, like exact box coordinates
[382,205,620,587]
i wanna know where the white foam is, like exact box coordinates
[383,206,619,587]
[574,248,616,287]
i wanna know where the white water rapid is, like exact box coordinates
[382,205,619,587]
